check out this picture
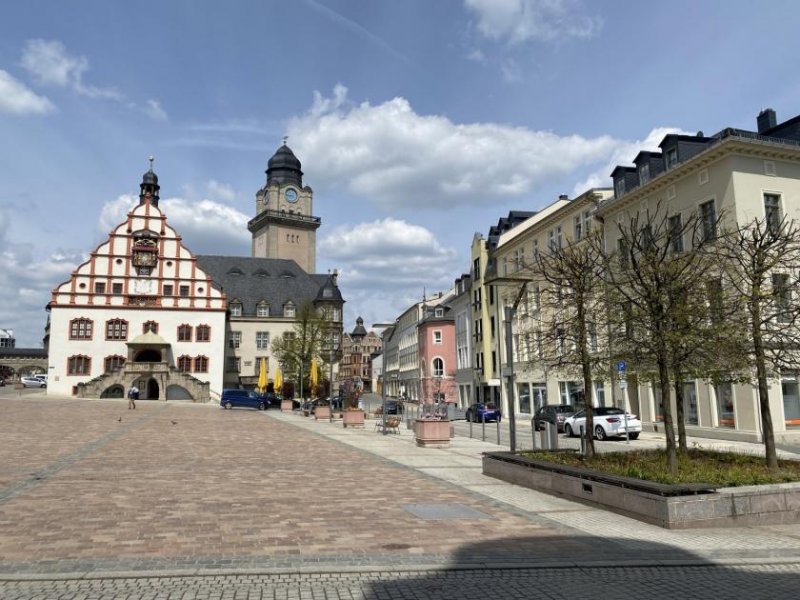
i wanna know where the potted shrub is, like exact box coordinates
[342,406,365,428]
[414,412,451,447]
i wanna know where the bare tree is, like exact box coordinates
[528,229,609,458]
[715,215,800,469]
[603,203,719,473]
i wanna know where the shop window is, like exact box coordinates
[715,382,735,428]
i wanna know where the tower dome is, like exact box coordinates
[266,143,303,187]
[139,156,160,207]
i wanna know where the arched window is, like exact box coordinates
[68,355,91,375]
[177,355,193,372]
[105,319,128,340]
[283,302,295,318]
[196,324,210,342]
[257,301,269,317]
[143,320,159,334]
[177,324,193,342]
[104,355,126,372]
[194,356,208,373]
[230,301,243,317]
[69,318,93,340]
[432,357,444,377]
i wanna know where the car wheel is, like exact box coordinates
[564,424,573,437]
[259,402,266,410]
[595,425,606,441]
[225,402,233,410]
[629,432,640,440]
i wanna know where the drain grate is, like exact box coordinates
[402,503,491,520]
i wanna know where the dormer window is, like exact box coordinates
[230,301,243,317]
[666,148,678,169]
[257,301,269,317]
[435,308,444,317]
[639,163,650,184]
[615,178,626,198]
[284,302,295,318]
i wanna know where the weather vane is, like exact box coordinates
[148,155,154,171]
[282,135,288,146]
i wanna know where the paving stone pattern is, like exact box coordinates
[3,395,800,599]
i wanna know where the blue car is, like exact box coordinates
[220,389,268,410]
[465,402,501,423]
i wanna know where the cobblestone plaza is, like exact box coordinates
[2,394,800,599]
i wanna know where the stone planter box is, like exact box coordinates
[314,405,331,420]
[342,410,365,428]
[280,399,294,412]
[415,419,451,448]
[483,451,800,529]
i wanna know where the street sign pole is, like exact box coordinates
[617,361,630,444]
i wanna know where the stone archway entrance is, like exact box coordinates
[145,378,160,400]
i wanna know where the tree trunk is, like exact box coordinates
[577,301,596,458]
[659,359,678,473]
[674,377,687,453]
[751,297,779,469]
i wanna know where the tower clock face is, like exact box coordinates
[284,188,298,203]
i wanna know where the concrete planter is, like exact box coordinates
[314,405,331,420]
[415,419,451,448]
[280,399,293,412]
[483,451,800,529]
[342,410,365,428]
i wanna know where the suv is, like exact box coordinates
[220,389,268,410]
[532,404,577,432]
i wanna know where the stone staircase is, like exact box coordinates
[76,361,211,402]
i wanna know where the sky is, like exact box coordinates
[2,0,800,347]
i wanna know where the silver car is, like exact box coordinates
[20,376,47,388]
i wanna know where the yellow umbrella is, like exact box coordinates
[309,357,319,388]
[257,357,267,393]
[274,365,282,394]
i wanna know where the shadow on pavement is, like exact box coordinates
[364,534,798,600]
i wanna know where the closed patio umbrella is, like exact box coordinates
[257,357,267,394]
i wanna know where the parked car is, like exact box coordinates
[20,376,47,388]
[563,407,642,440]
[220,389,268,410]
[0,377,5,387]
[33,374,48,383]
[532,405,576,432]
[302,398,331,414]
[465,402,501,423]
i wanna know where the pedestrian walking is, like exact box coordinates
[128,384,139,410]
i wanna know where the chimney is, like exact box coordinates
[332,269,338,286]
[757,108,777,133]
[558,194,569,201]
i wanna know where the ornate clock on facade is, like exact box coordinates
[132,238,158,276]
[284,188,298,203]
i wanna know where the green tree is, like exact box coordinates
[270,301,331,400]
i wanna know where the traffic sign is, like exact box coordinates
[617,360,626,373]
[619,380,627,390]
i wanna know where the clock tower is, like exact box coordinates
[247,143,321,273]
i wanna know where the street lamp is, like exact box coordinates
[373,321,395,435]
[327,333,340,422]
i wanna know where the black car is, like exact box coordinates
[532,404,577,432]
[378,400,404,415]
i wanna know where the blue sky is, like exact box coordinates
[2,0,800,346]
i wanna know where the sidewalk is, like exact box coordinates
[270,408,800,566]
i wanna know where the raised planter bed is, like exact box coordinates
[314,405,331,420]
[342,410,365,428]
[483,451,800,529]
[414,419,451,448]
[280,399,293,412]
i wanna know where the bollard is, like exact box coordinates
[481,414,486,442]
[496,419,501,446]
[580,425,586,455]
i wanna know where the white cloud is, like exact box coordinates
[464,0,603,44]
[0,70,55,115]
[19,39,166,119]
[500,59,523,83]
[571,127,691,195]
[205,180,237,203]
[144,99,168,121]
[319,218,459,289]
[288,85,619,209]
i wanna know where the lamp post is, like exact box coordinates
[328,333,340,422]
[373,321,395,435]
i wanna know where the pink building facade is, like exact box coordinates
[417,306,457,404]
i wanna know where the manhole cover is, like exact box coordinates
[402,503,491,520]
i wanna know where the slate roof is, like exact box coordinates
[195,255,342,317]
